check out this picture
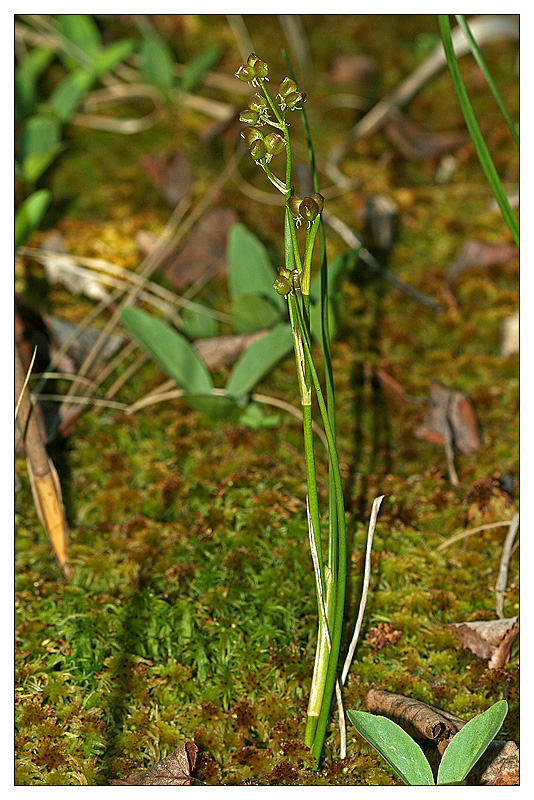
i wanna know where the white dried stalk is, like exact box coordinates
[341,495,384,686]
[495,513,519,619]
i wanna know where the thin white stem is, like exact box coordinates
[341,495,384,686]
[495,513,519,619]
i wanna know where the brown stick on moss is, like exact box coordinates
[15,344,69,574]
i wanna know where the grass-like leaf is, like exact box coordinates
[121,307,213,395]
[347,710,434,786]
[455,15,518,149]
[438,15,518,247]
[437,700,508,785]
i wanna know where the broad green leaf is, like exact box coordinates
[15,190,51,249]
[232,293,281,334]
[121,307,213,395]
[225,323,293,399]
[227,224,286,313]
[181,46,220,93]
[22,144,64,184]
[347,710,434,786]
[180,306,219,340]
[49,67,95,122]
[140,35,175,92]
[15,47,55,120]
[183,393,238,419]
[20,115,61,162]
[57,14,101,60]
[93,39,135,76]
[437,700,508,785]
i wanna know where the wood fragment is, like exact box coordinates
[448,617,519,669]
[365,689,450,741]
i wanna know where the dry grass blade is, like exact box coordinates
[341,495,384,686]
[15,345,69,574]
[15,347,36,421]
[437,520,513,552]
[495,513,519,619]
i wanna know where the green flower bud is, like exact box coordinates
[287,196,303,220]
[249,139,267,161]
[241,126,263,148]
[277,77,297,99]
[273,274,292,296]
[235,64,255,82]
[310,193,324,214]
[239,109,260,125]
[300,196,320,222]
[285,91,306,110]
[263,132,285,156]
[248,92,267,112]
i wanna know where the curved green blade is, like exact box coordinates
[348,710,434,786]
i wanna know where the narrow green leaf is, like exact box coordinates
[56,14,101,60]
[93,39,135,76]
[121,307,213,395]
[347,710,435,786]
[232,293,281,334]
[227,224,286,313]
[181,46,220,94]
[15,190,51,249]
[20,115,61,162]
[49,67,95,122]
[455,15,519,149]
[225,324,293,399]
[437,700,508,785]
[22,144,64,184]
[15,47,55,120]
[140,35,175,92]
[438,15,519,247]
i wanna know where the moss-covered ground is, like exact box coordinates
[15,15,518,785]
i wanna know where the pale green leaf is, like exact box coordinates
[121,307,213,395]
[227,224,286,313]
[140,35,175,92]
[225,323,293,399]
[437,700,508,785]
[348,710,434,786]
[15,190,51,249]
[232,293,281,334]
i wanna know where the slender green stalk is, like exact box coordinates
[438,15,519,246]
[234,52,347,768]
[454,15,519,149]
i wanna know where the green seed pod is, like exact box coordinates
[278,266,292,280]
[247,53,259,68]
[235,64,255,82]
[277,77,297,99]
[241,126,263,148]
[248,92,267,112]
[310,193,325,214]
[264,132,285,156]
[253,58,269,79]
[273,274,292,296]
[285,91,306,110]
[239,109,260,125]
[300,196,320,222]
[287,196,303,219]
[249,139,267,161]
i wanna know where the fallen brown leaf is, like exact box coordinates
[140,150,192,206]
[415,382,480,455]
[158,207,238,290]
[446,240,518,286]
[110,742,199,785]
[193,330,267,371]
[448,616,519,669]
